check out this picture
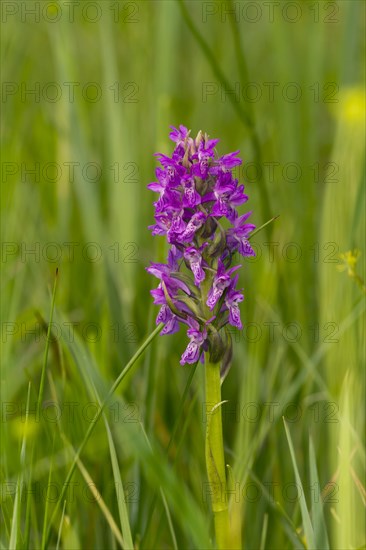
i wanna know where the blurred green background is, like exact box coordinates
[1,1,365,548]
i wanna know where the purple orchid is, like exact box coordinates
[206,260,241,310]
[191,135,219,179]
[224,275,244,329]
[177,211,207,243]
[147,246,190,304]
[181,175,201,208]
[169,124,193,147]
[184,245,207,285]
[211,173,248,222]
[227,211,256,257]
[210,150,242,174]
[157,304,180,335]
[147,125,256,366]
[180,319,207,365]
[150,198,186,243]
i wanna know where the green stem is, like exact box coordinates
[204,354,229,549]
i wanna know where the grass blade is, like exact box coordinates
[55,500,67,550]
[309,436,330,549]
[8,482,20,550]
[104,420,134,549]
[41,439,55,549]
[75,450,125,549]
[9,382,31,549]
[139,423,178,550]
[37,269,58,420]
[283,419,315,549]
[259,513,268,550]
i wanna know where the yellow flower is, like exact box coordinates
[337,87,365,125]
[338,249,360,277]
[12,417,39,441]
[338,249,366,294]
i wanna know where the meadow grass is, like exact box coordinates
[1,1,365,548]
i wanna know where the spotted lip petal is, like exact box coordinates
[177,212,207,243]
[179,319,207,365]
[184,246,206,286]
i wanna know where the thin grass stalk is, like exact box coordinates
[36,269,58,421]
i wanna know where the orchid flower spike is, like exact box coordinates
[147,125,255,371]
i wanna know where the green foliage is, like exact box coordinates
[1,1,365,548]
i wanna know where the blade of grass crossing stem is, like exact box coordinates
[104,420,134,549]
[37,269,58,420]
[309,436,330,549]
[283,419,315,549]
[44,323,164,547]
